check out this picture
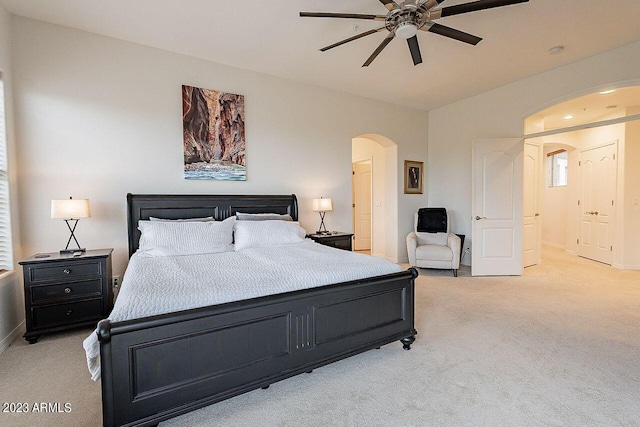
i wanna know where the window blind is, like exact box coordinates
[0,74,14,272]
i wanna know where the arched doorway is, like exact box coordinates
[352,134,398,260]
[523,84,640,269]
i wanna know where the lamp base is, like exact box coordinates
[315,230,332,235]
[60,248,86,254]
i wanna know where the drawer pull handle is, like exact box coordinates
[64,287,72,294]
[63,269,71,275]
[66,310,73,316]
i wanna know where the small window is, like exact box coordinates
[546,149,568,188]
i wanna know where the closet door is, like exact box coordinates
[577,141,617,265]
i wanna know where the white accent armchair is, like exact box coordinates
[406,209,461,277]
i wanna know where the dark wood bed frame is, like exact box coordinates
[97,194,418,427]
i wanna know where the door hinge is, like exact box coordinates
[577,239,579,244]
[613,154,616,160]
[579,161,581,166]
[611,246,613,251]
[578,200,580,206]
[352,171,355,175]
[612,200,614,206]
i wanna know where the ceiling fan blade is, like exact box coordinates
[407,36,423,66]
[363,32,395,67]
[379,0,401,11]
[438,0,528,18]
[421,0,446,10]
[300,12,386,21]
[320,27,387,52]
[423,23,482,45]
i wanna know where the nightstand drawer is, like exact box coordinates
[31,279,103,303]
[323,237,352,251]
[29,261,102,282]
[307,232,354,252]
[32,299,102,329]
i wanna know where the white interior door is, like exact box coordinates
[523,140,542,267]
[352,161,372,251]
[577,141,617,264]
[472,138,524,276]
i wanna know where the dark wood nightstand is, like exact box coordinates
[307,232,354,251]
[19,249,113,344]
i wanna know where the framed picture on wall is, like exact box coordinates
[404,160,424,194]
[182,85,246,181]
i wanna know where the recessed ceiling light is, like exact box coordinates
[563,115,574,120]
[599,89,616,95]
[549,46,564,55]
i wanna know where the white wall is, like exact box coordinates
[428,39,640,268]
[11,17,428,277]
[541,145,569,248]
[623,109,640,269]
[0,2,24,353]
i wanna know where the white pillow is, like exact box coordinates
[235,213,292,221]
[138,217,235,256]
[149,216,215,222]
[234,220,306,251]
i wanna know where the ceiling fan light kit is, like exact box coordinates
[301,0,529,67]
[395,15,418,39]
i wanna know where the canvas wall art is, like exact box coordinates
[182,85,246,180]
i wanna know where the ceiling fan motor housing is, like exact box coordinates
[389,5,427,39]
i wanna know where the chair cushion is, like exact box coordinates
[415,244,453,262]
[415,231,448,246]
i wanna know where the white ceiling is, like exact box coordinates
[2,0,640,111]
[527,86,640,132]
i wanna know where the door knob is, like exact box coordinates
[475,216,486,220]
[534,213,540,217]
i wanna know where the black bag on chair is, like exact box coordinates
[416,208,447,233]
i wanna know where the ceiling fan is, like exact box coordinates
[300,0,529,67]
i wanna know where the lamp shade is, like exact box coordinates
[51,198,91,219]
[312,198,333,212]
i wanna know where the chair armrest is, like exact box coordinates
[448,233,461,269]
[406,232,418,267]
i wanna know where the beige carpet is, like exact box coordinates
[1,246,639,427]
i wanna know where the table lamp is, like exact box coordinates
[51,197,91,254]
[312,197,332,234]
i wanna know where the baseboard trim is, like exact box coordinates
[542,241,566,249]
[612,263,640,270]
[0,321,25,355]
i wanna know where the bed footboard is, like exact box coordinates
[99,268,418,427]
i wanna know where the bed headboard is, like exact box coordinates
[126,194,298,257]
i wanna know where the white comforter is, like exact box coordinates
[83,240,402,380]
